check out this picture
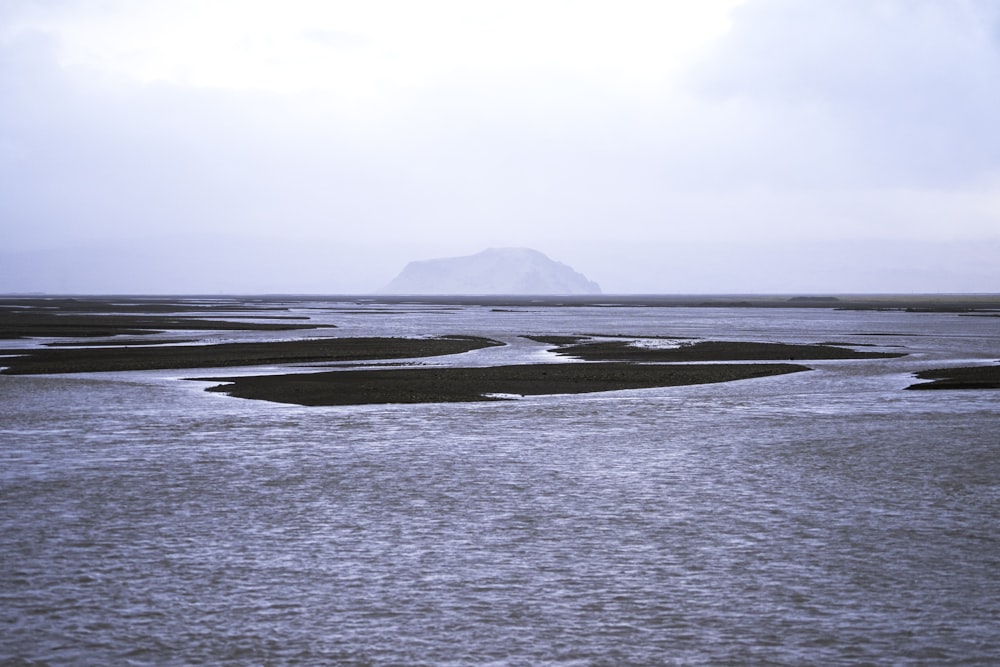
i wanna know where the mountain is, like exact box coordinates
[379,248,602,295]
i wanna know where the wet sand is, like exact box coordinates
[201,362,810,406]
[0,337,502,375]
[906,365,1000,390]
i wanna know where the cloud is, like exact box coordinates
[1,1,998,293]
[685,0,1000,188]
[2,0,741,96]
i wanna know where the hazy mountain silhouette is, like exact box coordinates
[379,248,601,295]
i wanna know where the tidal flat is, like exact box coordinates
[0,301,898,404]
[8,295,1000,404]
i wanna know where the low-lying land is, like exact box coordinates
[0,336,501,375]
[906,365,1000,390]
[201,362,810,406]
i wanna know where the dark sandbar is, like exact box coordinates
[201,362,810,406]
[0,297,325,339]
[0,336,502,375]
[550,340,906,362]
[906,365,1000,390]
[0,296,304,314]
[0,313,319,339]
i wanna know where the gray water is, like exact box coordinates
[2,303,999,665]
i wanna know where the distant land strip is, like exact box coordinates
[200,363,810,406]
[4,294,1000,312]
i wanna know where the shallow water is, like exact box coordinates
[2,302,999,665]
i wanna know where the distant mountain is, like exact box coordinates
[379,247,602,295]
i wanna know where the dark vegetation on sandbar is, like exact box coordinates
[545,340,906,362]
[906,365,1000,390]
[0,337,502,375]
[201,363,810,406]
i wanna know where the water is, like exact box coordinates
[2,302,999,665]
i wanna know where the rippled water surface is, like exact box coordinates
[2,302,999,665]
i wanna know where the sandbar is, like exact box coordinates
[0,312,317,339]
[200,362,810,406]
[547,340,905,362]
[0,336,502,375]
[906,365,1000,390]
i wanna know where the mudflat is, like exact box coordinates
[200,362,810,406]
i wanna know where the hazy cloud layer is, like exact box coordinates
[2,0,998,293]
[689,0,1000,188]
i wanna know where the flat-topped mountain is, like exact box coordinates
[379,247,601,295]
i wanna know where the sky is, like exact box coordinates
[1,0,999,293]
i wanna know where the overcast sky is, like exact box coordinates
[2,0,999,293]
